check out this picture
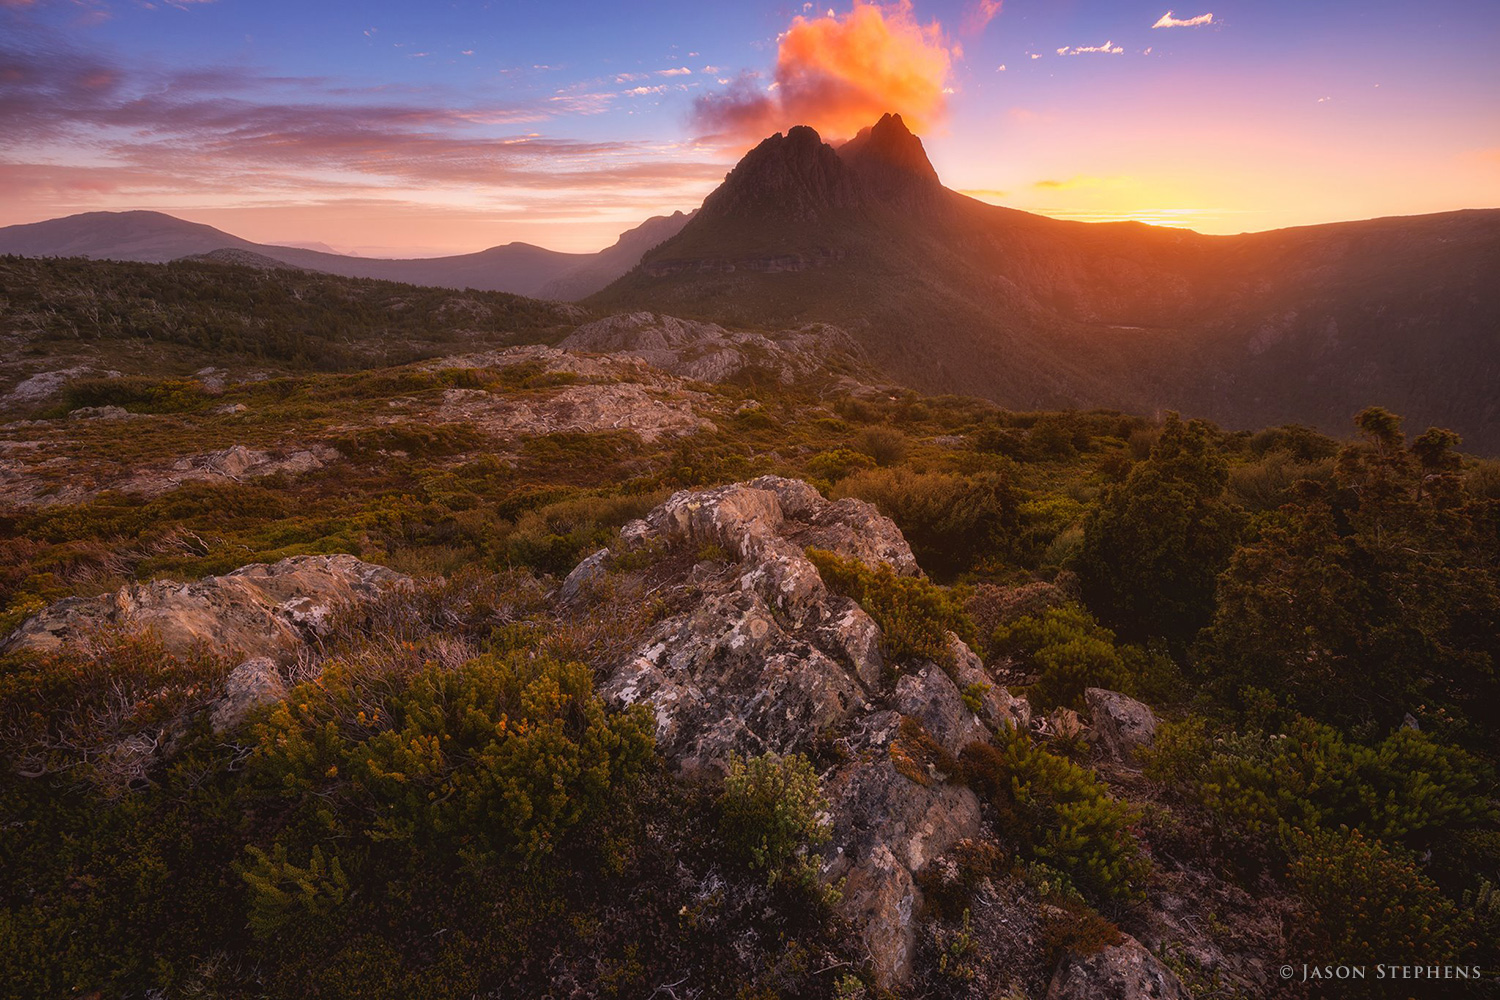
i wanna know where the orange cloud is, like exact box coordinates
[694,1,954,143]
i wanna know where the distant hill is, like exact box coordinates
[592,113,1500,452]
[0,209,692,300]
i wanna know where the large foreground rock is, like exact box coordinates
[4,554,408,663]
[578,476,1022,988]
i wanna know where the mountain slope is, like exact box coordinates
[592,115,1500,452]
[0,209,692,300]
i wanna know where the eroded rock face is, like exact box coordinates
[1085,687,1159,766]
[579,476,1019,988]
[1046,933,1191,1000]
[4,554,408,664]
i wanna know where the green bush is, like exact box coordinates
[834,468,1021,578]
[989,605,1130,711]
[55,375,210,414]
[250,652,654,863]
[962,729,1149,903]
[719,752,831,887]
[1076,413,1245,642]
[808,548,970,669]
[854,426,910,467]
[1288,827,1469,965]
[805,447,876,484]
[1197,408,1500,731]
[1146,715,1495,847]
[503,491,663,576]
[241,843,350,940]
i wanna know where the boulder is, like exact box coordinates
[949,634,1031,733]
[1085,688,1159,765]
[558,311,867,385]
[1047,934,1191,1000]
[437,381,715,444]
[69,405,133,421]
[210,657,287,733]
[558,547,610,604]
[893,664,990,758]
[4,554,408,664]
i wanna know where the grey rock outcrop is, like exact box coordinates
[579,476,1022,988]
[1047,933,1190,1000]
[4,554,408,664]
[559,547,610,604]
[1085,687,1159,766]
[210,657,288,733]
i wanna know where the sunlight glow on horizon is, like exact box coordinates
[2,0,1497,255]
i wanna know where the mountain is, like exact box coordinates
[0,209,692,300]
[593,114,1500,453]
[538,210,696,300]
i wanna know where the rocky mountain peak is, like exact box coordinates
[838,111,942,201]
[696,114,946,225]
[697,124,861,223]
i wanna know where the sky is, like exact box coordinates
[2,0,1497,256]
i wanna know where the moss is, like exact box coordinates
[889,716,960,787]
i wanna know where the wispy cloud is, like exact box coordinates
[1056,40,1124,55]
[0,34,726,238]
[1152,10,1213,29]
[962,0,1002,35]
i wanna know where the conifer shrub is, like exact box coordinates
[1144,715,1495,847]
[989,605,1130,711]
[834,468,1021,578]
[718,752,831,888]
[54,375,211,415]
[1076,413,1245,642]
[1288,827,1469,965]
[250,651,654,863]
[1198,409,1500,731]
[807,548,971,669]
[240,843,350,939]
[805,447,876,485]
[961,729,1150,903]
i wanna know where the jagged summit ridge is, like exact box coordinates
[698,113,944,223]
[838,112,942,202]
[698,124,862,223]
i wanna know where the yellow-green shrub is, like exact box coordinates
[718,751,830,887]
[251,652,654,863]
[1288,827,1469,964]
[962,729,1149,903]
[808,548,970,669]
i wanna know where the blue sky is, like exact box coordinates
[2,0,1497,254]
